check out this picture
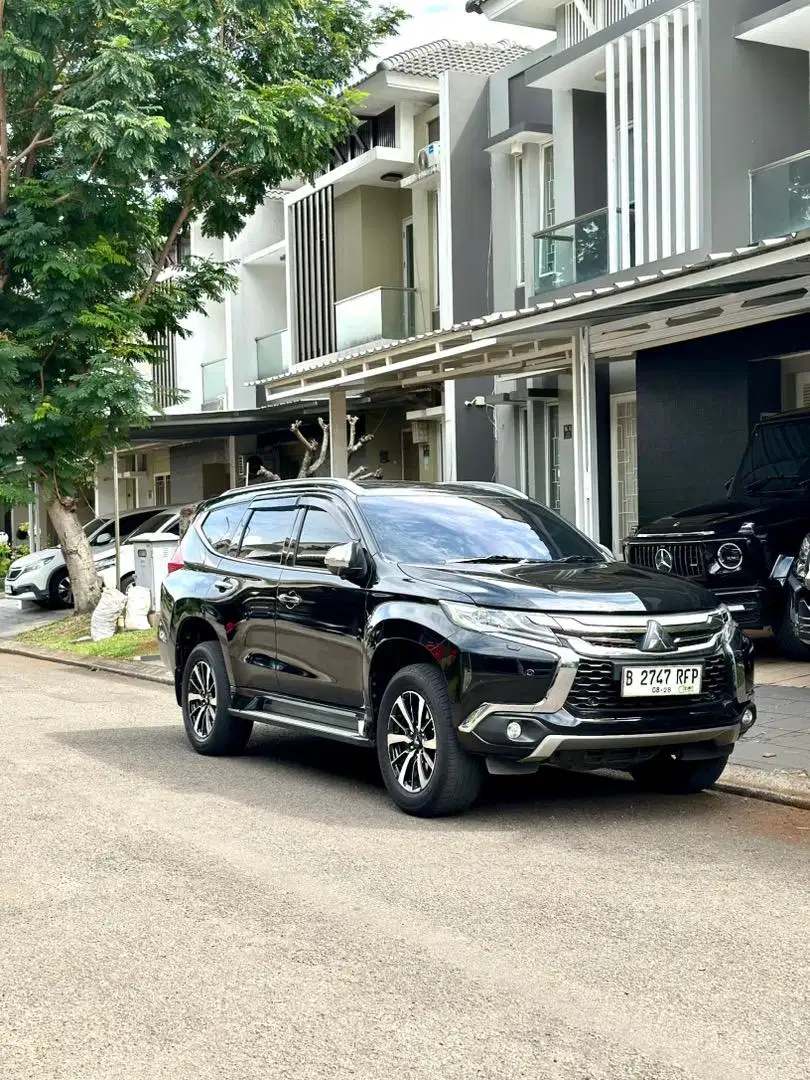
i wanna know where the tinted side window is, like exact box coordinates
[239,508,299,563]
[120,511,156,537]
[294,507,353,569]
[201,504,246,555]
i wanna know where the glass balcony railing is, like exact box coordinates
[201,358,226,411]
[751,150,810,242]
[533,208,612,295]
[256,328,290,380]
[335,287,417,352]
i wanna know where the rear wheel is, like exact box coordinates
[48,569,72,609]
[120,573,135,593]
[630,752,730,794]
[181,641,252,756]
[376,663,483,817]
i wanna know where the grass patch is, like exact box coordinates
[15,613,158,661]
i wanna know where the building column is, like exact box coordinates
[329,389,348,478]
[572,327,599,538]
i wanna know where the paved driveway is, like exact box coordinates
[0,595,64,638]
[2,653,809,1080]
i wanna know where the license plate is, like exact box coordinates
[3,582,12,596]
[621,664,703,698]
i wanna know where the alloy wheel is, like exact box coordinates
[57,575,73,606]
[187,660,217,740]
[387,690,437,793]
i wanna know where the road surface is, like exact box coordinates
[2,653,808,1080]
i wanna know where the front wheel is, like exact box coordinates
[775,607,810,661]
[181,641,253,756]
[48,569,73,609]
[630,752,730,794]
[376,663,483,817]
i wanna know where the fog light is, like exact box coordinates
[741,707,755,730]
[506,721,523,742]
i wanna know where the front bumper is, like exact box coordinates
[3,577,47,601]
[454,611,755,768]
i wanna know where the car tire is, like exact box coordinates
[120,573,135,593]
[630,752,730,795]
[774,608,810,661]
[181,641,253,756]
[48,569,73,609]
[376,663,483,817]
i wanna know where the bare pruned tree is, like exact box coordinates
[256,415,382,483]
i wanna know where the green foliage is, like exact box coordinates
[0,0,404,501]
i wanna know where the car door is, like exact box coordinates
[210,496,301,697]
[275,496,367,711]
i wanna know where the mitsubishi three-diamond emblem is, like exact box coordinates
[640,620,676,653]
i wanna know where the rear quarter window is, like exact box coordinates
[200,503,247,554]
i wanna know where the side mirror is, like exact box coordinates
[94,532,113,547]
[325,541,368,581]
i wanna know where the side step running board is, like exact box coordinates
[230,707,372,746]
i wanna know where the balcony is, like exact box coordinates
[751,150,810,242]
[328,108,397,172]
[256,329,291,380]
[533,208,612,295]
[201,358,226,412]
[561,0,657,49]
[335,287,416,352]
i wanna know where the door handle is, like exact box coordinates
[213,576,239,594]
[278,591,302,609]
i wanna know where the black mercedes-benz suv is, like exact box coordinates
[625,408,810,658]
[158,480,755,817]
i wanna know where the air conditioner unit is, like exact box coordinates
[417,142,441,172]
[411,420,432,445]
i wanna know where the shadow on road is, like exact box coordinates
[51,720,733,833]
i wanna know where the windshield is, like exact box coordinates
[358,493,602,565]
[125,511,177,542]
[732,416,810,497]
[83,517,108,538]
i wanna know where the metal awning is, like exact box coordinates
[253,234,810,405]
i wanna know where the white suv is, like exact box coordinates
[4,508,164,608]
[94,508,181,592]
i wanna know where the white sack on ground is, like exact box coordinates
[90,588,127,641]
[124,585,152,631]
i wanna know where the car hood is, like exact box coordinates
[9,546,63,571]
[636,494,810,539]
[400,560,717,614]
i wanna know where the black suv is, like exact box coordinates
[626,408,810,658]
[159,480,755,817]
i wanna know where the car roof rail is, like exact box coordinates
[440,480,529,500]
[219,476,364,499]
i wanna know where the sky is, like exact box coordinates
[373,1,552,62]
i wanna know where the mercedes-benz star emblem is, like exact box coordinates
[655,547,674,573]
[640,620,676,653]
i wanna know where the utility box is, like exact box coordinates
[133,539,177,611]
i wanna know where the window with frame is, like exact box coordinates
[201,504,248,555]
[294,506,354,570]
[154,473,171,506]
[238,506,299,563]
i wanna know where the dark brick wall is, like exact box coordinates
[636,316,809,525]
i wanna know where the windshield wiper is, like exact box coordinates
[452,555,543,564]
[554,555,601,564]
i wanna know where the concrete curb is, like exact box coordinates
[0,641,173,687]
[717,763,810,811]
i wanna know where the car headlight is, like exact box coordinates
[718,605,737,644]
[441,601,560,644]
[95,556,117,571]
[15,553,56,575]
[716,542,744,572]
[796,535,810,579]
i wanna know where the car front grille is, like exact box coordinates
[564,654,732,718]
[627,541,706,580]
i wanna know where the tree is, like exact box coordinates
[256,415,381,482]
[0,0,402,611]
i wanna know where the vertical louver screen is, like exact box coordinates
[291,186,336,364]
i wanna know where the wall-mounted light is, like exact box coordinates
[380,172,403,183]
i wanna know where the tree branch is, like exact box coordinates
[9,130,54,170]
[346,414,373,457]
[306,418,330,476]
[138,205,190,305]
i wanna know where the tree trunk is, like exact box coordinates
[46,492,101,614]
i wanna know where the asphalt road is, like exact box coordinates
[2,654,809,1080]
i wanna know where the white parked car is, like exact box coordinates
[95,508,181,592]
[4,508,163,608]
